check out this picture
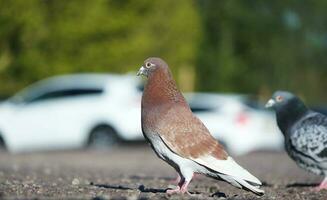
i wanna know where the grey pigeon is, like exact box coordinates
[137,57,264,195]
[266,91,327,190]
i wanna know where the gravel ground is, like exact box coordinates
[0,145,326,200]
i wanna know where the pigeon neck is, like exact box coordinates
[276,103,308,134]
[143,68,187,107]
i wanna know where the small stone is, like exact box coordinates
[209,186,217,193]
[72,178,80,185]
[126,194,138,200]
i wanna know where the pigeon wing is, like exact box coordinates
[157,106,262,185]
[291,112,327,162]
[157,105,228,160]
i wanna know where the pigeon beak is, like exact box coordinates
[265,99,276,108]
[137,66,148,77]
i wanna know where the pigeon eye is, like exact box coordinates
[145,62,152,68]
[276,95,284,102]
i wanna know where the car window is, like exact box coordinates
[188,101,219,113]
[243,99,266,111]
[27,88,103,103]
[190,106,216,113]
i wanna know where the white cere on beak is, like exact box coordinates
[265,99,276,108]
[137,66,147,77]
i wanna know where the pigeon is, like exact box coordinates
[266,91,327,190]
[137,57,264,195]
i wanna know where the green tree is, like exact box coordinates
[196,0,327,104]
[0,0,201,96]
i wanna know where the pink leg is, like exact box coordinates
[166,186,181,194]
[315,177,327,191]
[180,180,191,194]
[166,173,193,195]
[166,180,191,195]
[166,179,183,194]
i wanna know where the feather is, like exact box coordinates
[194,156,262,185]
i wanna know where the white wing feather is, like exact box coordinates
[194,156,262,185]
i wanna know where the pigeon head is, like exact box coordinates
[137,57,169,78]
[266,91,308,133]
[138,57,187,109]
[265,91,306,111]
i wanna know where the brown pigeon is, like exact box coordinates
[137,57,264,195]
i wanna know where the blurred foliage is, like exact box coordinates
[196,0,327,104]
[0,0,201,96]
[0,0,326,104]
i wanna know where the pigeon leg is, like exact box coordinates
[166,186,181,194]
[315,177,327,191]
[166,179,192,195]
[179,169,194,195]
[167,171,194,195]
[180,180,191,194]
[166,177,183,194]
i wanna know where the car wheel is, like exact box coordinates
[88,126,120,150]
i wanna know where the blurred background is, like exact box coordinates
[0,0,326,154]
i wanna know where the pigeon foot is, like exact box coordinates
[166,181,191,195]
[314,177,327,191]
[166,187,181,194]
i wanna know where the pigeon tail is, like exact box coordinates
[231,176,265,195]
[194,155,264,195]
[215,172,264,196]
[194,156,262,185]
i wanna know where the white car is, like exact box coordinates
[0,73,144,152]
[0,74,283,155]
[185,93,284,155]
